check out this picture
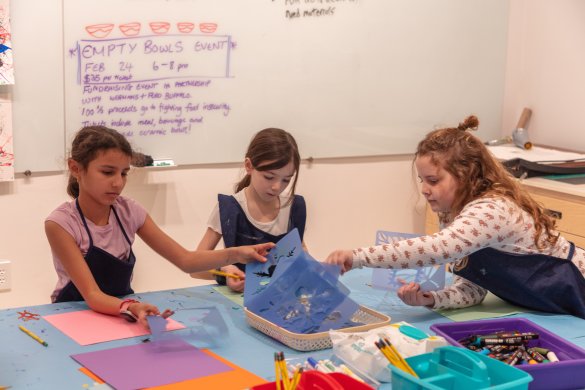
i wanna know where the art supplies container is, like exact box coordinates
[389,345,532,390]
[250,370,374,390]
[430,318,585,390]
[244,305,390,351]
[283,354,381,388]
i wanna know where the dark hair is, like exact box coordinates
[235,128,301,202]
[67,126,133,198]
[415,115,558,248]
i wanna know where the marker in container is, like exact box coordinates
[504,349,523,366]
[320,360,341,373]
[477,336,524,346]
[527,348,547,363]
[546,351,560,363]
[307,357,331,373]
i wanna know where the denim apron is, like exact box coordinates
[454,243,585,318]
[214,193,306,285]
[54,199,136,302]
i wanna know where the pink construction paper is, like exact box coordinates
[43,310,185,345]
[71,338,233,390]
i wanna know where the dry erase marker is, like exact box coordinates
[19,325,48,347]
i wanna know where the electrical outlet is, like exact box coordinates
[0,260,11,292]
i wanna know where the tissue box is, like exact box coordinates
[431,318,585,390]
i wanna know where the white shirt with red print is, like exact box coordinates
[352,196,585,310]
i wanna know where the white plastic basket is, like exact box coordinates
[245,305,391,351]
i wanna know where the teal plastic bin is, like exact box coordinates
[390,346,533,390]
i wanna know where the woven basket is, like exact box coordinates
[244,305,391,351]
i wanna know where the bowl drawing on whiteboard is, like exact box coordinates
[199,23,217,33]
[85,24,115,39]
[119,22,141,37]
[177,22,195,33]
[149,22,171,34]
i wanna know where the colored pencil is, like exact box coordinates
[209,269,242,280]
[19,325,48,347]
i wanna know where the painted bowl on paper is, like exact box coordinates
[119,22,141,37]
[177,22,195,33]
[85,23,114,39]
[199,23,217,34]
[149,22,171,34]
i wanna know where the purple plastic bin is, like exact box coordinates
[431,318,585,390]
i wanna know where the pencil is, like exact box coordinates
[209,269,242,280]
[279,352,291,390]
[383,338,418,377]
[19,325,48,347]
[274,353,282,390]
[376,339,415,376]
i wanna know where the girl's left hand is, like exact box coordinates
[223,265,246,292]
[231,242,275,264]
[397,281,435,307]
[129,302,161,327]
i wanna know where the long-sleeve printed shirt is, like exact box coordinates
[352,196,585,310]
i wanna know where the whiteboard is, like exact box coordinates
[12,0,65,173]
[14,0,509,172]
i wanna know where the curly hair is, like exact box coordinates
[415,115,558,248]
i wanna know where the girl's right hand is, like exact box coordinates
[230,242,275,264]
[223,265,246,292]
[324,250,354,274]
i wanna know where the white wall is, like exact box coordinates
[502,0,585,151]
[0,156,426,309]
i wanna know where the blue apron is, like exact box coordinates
[54,199,136,303]
[454,243,585,318]
[215,193,306,285]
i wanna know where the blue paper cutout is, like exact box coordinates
[146,315,171,343]
[247,250,360,334]
[244,228,302,305]
[371,230,446,292]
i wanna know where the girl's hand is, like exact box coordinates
[129,302,162,327]
[230,242,275,264]
[324,250,354,274]
[397,281,435,307]
[223,265,246,292]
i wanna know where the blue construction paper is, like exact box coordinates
[371,230,446,292]
[177,306,229,348]
[244,228,302,306]
[247,251,360,334]
[146,315,168,341]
